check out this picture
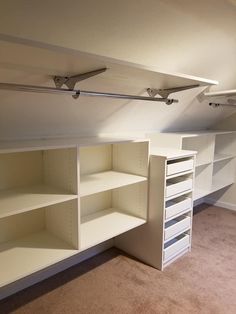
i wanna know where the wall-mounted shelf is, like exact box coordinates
[204,90,236,108]
[0,36,218,104]
[204,90,236,97]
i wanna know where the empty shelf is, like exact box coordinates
[0,230,78,287]
[80,171,147,197]
[211,181,234,193]
[80,208,146,250]
[213,154,235,162]
[0,185,78,219]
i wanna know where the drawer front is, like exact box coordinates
[167,159,194,176]
[165,198,192,220]
[164,234,190,261]
[164,216,191,241]
[166,179,193,198]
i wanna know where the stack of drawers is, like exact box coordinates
[162,153,195,268]
[114,147,196,271]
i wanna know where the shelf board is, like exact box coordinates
[194,181,234,200]
[80,208,146,250]
[0,230,78,288]
[166,170,194,180]
[0,37,218,93]
[213,153,235,163]
[211,181,234,193]
[165,189,193,202]
[204,89,236,97]
[0,185,77,219]
[80,171,147,197]
[195,161,213,168]
[0,137,146,154]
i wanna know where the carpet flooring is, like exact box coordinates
[0,204,236,314]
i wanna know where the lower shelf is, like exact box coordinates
[80,208,146,250]
[194,181,234,200]
[0,230,78,288]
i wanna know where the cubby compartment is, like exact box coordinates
[182,135,214,166]
[212,158,235,191]
[165,195,192,221]
[80,181,147,250]
[166,157,194,176]
[164,215,191,241]
[194,164,213,200]
[0,200,79,287]
[166,174,193,198]
[164,233,190,262]
[214,133,236,159]
[0,149,78,219]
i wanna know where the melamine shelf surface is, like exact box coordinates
[0,230,78,288]
[80,171,147,197]
[0,137,146,154]
[0,185,78,219]
[194,180,234,200]
[80,208,146,250]
[213,154,235,162]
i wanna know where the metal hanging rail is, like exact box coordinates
[0,82,178,105]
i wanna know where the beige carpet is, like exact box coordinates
[0,204,236,314]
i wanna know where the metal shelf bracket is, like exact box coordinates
[54,68,107,90]
[147,84,200,99]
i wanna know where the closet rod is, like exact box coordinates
[0,82,178,105]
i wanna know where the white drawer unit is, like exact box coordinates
[165,196,192,220]
[114,147,196,271]
[166,176,193,198]
[166,158,194,176]
[164,215,191,241]
[164,233,190,261]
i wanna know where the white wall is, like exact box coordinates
[0,0,236,139]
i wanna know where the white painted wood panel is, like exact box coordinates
[0,230,78,288]
[80,209,146,251]
[166,177,193,198]
[165,197,192,220]
[80,171,147,197]
[164,233,190,261]
[164,216,191,241]
[0,184,77,219]
[166,159,194,176]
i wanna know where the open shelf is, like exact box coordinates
[213,153,235,162]
[80,171,147,197]
[0,37,218,96]
[80,208,146,250]
[0,184,77,219]
[0,230,78,288]
[0,199,79,288]
[182,134,215,166]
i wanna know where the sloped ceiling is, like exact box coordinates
[0,0,236,140]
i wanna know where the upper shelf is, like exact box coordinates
[204,90,236,97]
[0,35,218,96]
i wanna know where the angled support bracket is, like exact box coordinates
[147,84,200,99]
[53,67,107,91]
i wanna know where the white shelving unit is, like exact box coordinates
[147,131,236,201]
[79,142,148,250]
[0,137,149,290]
[115,148,196,270]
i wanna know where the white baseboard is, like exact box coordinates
[205,197,236,211]
[0,239,114,301]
